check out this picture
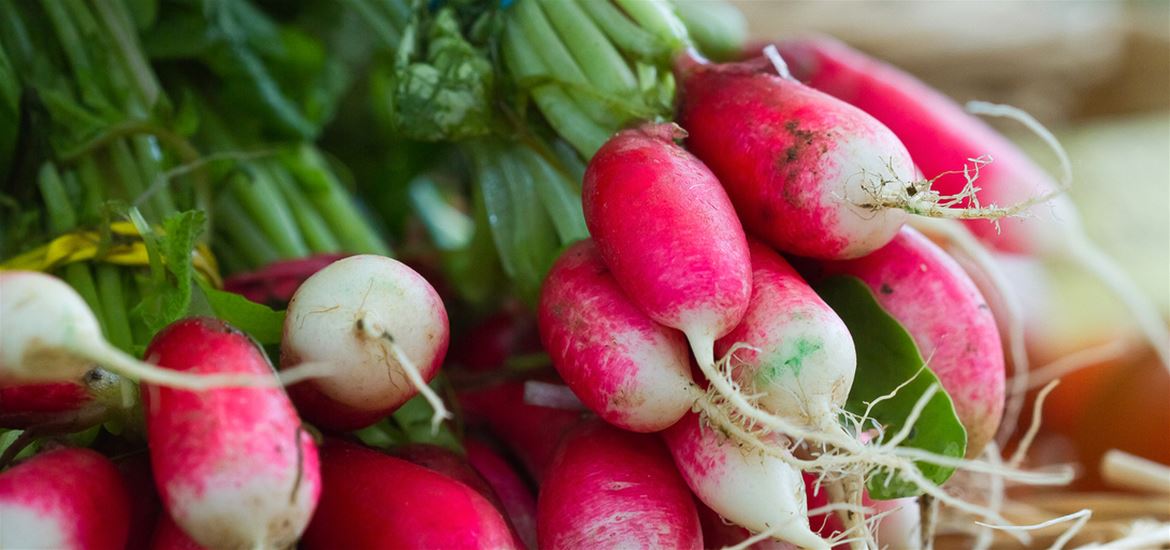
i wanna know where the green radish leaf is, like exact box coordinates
[815,275,967,500]
[134,210,204,334]
[197,281,286,346]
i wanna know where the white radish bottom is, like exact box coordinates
[664,412,829,550]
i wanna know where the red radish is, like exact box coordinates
[0,380,108,430]
[675,55,913,260]
[0,447,131,550]
[223,253,348,306]
[539,239,695,432]
[302,439,518,550]
[458,381,586,482]
[715,240,856,433]
[143,317,320,550]
[663,411,828,549]
[280,254,451,431]
[773,36,1169,370]
[390,443,507,513]
[0,271,280,390]
[582,122,753,432]
[538,420,702,550]
[115,453,162,550]
[466,438,539,550]
[149,514,205,550]
[698,500,798,549]
[816,227,1005,456]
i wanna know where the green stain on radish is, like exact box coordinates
[755,338,822,383]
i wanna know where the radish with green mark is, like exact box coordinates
[280,254,451,431]
[143,317,320,550]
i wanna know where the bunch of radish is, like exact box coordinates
[3,2,1164,547]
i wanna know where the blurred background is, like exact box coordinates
[731,0,1170,538]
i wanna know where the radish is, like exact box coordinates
[280,254,450,431]
[465,438,539,550]
[676,52,1036,262]
[804,473,919,550]
[222,252,348,307]
[115,453,162,550]
[458,381,586,482]
[538,239,695,432]
[301,439,518,550]
[715,240,856,434]
[0,447,131,550]
[582,122,754,430]
[663,411,828,549]
[816,227,1005,457]
[150,513,205,550]
[142,317,320,550]
[0,271,285,390]
[773,36,1169,370]
[539,420,702,549]
[0,380,109,431]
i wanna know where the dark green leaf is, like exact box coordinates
[815,275,967,500]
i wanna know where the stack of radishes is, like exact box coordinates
[2,22,1166,550]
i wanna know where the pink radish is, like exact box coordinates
[0,447,131,550]
[301,439,518,550]
[663,411,828,549]
[539,420,702,549]
[715,240,856,433]
[280,254,450,431]
[538,239,695,432]
[466,438,539,549]
[816,227,1004,456]
[0,271,281,390]
[582,122,753,430]
[115,453,162,550]
[142,317,320,550]
[223,252,348,306]
[804,473,919,549]
[772,36,1169,370]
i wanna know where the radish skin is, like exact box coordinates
[663,412,828,549]
[818,227,1005,456]
[281,254,450,431]
[143,317,320,550]
[302,439,518,550]
[0,447,131,550]
[715,240,856,432]
[465,438,539,550]
[539,420,702,550]
[539,239,695,432]
[676,56,913,260]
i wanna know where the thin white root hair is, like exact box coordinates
[1010,380,1060,468]
[1063,238,1170,374]
[384,340,451,435]
[909,216,1033,445]
[963,100,1072,190]
[276,361,342,386]
[94,342,290,390]
[1017,339,1130,393]
[972,442,1010,550]
[761,44,795,81]
[975,508,1092,550]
